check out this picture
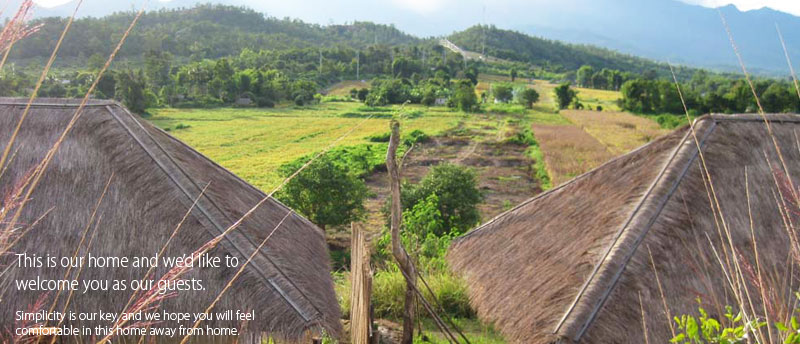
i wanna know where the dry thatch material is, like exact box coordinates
[449,114,800,343]
[0,98,341,342]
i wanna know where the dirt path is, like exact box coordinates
[360,125,542,234]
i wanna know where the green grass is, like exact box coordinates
[416,318,506,344]
[147,102,460,190]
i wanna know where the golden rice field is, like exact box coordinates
[148,102,461,190]
[561,110,671,154]
[531,123,615,186]
[530,80,622,111]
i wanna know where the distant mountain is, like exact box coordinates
[509,0,800,74]
[449,25,696,78]
[9,0,800,73]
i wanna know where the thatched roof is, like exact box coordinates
[0,98,340,341]
[449,114,800,343]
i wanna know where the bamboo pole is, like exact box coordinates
[386,120,416,344]
[350,223,373,344]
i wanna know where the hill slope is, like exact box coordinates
[10,4,419,62]
[449,26,695,78]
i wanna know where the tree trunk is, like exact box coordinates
[386,120,416,344]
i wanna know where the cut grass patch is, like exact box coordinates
[561,110,671,155]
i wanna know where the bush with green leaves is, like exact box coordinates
[518,88,540,108]
[554,82,577,109]
[277,155,367,231]
[450,80,479,112]
[400,163,483,236]
[492,83,514,103]
[670,300,800,344]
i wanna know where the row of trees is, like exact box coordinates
[0,41,477,111]
[619,75,800,115]
[576,65,637,91]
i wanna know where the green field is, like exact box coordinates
[148,102,462,190]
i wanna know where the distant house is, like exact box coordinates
[435,97,448,106]
[0,98,341,343]
[449,114,800,343]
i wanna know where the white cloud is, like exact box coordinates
[681,0,800,16]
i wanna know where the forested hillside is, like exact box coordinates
[449,25,697,79]
[10,5,419,64]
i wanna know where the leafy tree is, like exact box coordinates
[115,70,148,114]
[278,155,368,231]
[576,65,594,88]
[400,163,483,235]
[554,83,577,109]
[464,66,479,85]
[87,53,105,71]
[620,79,656,113]
[492,83,513,103]
[451,80,478,112]
[144,50,173,88]
[357,88,369,102]
[518,88,540,108]
[95,72,116,99]
[762,83,794,113]
[403,193,444,239]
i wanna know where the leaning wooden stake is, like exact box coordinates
[387,120,416,344]
[350,223,373,344]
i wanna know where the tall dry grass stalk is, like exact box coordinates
[655,12,800,344]
[0,0,84,173]
[0,0,41,72]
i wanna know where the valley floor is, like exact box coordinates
[146,77,673,343]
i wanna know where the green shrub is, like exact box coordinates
[485,103,527,114]
[368,132,392,142]
[277,155,368,231]
[654,114,689,129]
[518,88,540,108]
[371,267,473,320]
[400,164,483,236]
[404,129,430,145]
[174,123,191,130]
[321,95,352,102]
[506,127,537,146]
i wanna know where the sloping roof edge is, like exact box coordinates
[0,98,330,332]
[554,113,800,343]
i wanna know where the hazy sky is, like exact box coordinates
[29,0,800,16]
[681,0,800,14]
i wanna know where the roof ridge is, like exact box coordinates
[456,117,693,242]
[554,117,719,342]
[102,104,322,324]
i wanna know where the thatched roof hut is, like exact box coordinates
[449,114,800,343]
[0,98,340,342]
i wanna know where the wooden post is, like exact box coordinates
[350,223,373,344]
[386,120,416,344]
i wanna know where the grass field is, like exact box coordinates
[148,102,461,190]
[561,110,671,154]
[142,77,672,344]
